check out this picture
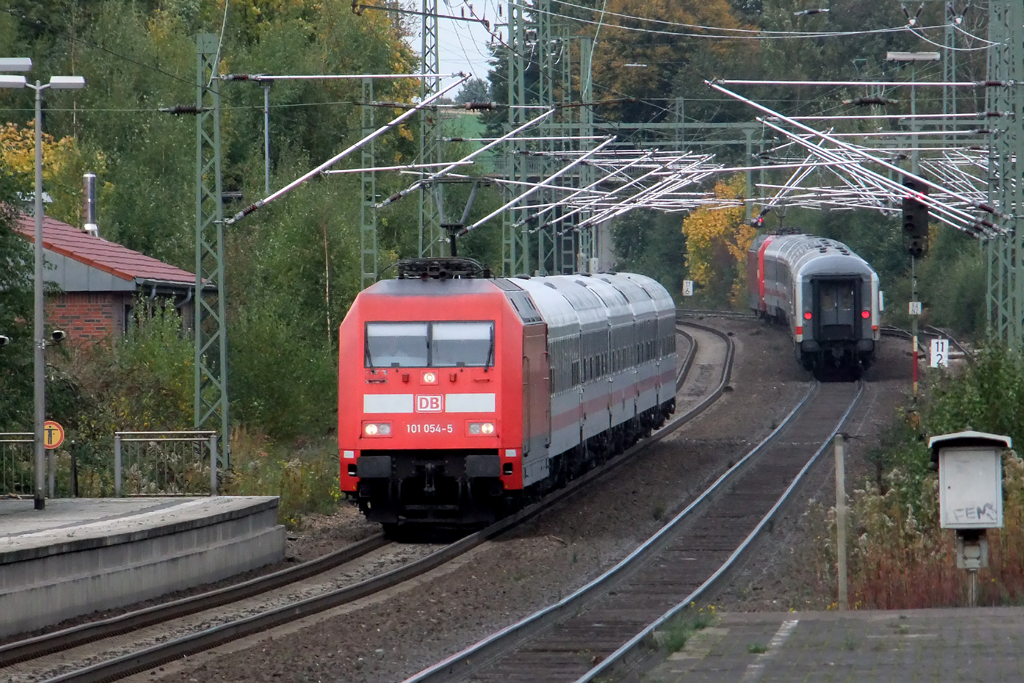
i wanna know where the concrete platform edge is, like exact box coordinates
[0,499,286,638]
[0,497,280,564]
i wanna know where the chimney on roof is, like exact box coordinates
[83,173,98,237]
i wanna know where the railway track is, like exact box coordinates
[5,323,729,683]
[403,380,863,683]
[880,324,972,362]
[676,308,753,320]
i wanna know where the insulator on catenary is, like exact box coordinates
[464,101,496,111]
[159,105,204,115]
[841,96,898,106]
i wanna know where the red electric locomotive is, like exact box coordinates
[338,258,677,530]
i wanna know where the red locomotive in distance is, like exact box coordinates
[338,258,677,531]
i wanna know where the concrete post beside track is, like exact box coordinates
[835,433,848,610]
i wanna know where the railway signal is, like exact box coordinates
[902,177,930,256]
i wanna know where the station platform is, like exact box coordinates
[0,497,285,638]
[644,607,1024,683]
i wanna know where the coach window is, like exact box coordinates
[365,322,428,367]
[431,321,495,367]
[840,287,854,311]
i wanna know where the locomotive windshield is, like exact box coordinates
[431,322,494,367]
[365,322,428,367]
[365,321,494,368]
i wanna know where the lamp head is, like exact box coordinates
[0,75,27,89]
[0,58,32,72]
[49,75,86,90]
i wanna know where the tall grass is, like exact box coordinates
[223,426,342,529]
[815,343,1024,608]
[44,303,344,527]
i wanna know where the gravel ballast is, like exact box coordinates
[139,318,904,683]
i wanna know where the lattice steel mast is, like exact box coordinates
[194,34,229,468]
[419,0,443,256]
[985,0,1024,346]
[504,0,530,275]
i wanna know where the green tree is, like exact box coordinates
[456,77,491,104]
[0,170,33,431]
[612,209,688,299]
[587,0,751,122]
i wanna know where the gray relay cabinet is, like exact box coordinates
[930,430,1010,530]
[929,430,1011,583]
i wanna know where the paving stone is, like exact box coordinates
[642,608,1024,683]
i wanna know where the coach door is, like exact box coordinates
[815,279,858,340]
[522,324,550,457]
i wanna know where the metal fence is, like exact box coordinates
[114,431,218,496]
[0,433,33,497]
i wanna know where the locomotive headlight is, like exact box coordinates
[422,371,438,384]
[363,422,392,437]
[468,421,495,435]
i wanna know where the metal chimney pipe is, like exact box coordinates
[83,173,98,236]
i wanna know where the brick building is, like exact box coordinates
[14,214,197,345]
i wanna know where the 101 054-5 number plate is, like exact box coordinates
[406,423,454,434]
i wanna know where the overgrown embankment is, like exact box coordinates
[816,344,1024,608]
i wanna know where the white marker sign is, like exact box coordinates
[909,301,922,316]
[683,280,694,297]
[930,338,949,368]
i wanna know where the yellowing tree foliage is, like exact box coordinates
[681,175,756,306]
[0,121,109,228]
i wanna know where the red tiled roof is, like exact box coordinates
[14,214,195,285]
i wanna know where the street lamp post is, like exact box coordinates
[0,61,85,510]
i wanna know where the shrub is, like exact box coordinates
[224,425,342,528]
[816,343,1024,608]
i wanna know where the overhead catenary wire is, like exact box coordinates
[208,0,229,88]
[375,108,557,209]
[225,74,470,225]
[546,0,957,39]
[704,81,1003,236]
[221,73,461,81]
[718,78,995,87]
[512,0,943,41]
[459,136,618,235]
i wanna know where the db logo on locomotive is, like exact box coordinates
[416,395,443,413]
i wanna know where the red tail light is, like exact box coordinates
[861,310,870,319]
[803,311,812,320]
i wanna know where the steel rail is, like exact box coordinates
[0,533,389,667]
[402,377,819,683]
[12,327,698,672]
[881,324,973,363]
[675,326,697,391]
[677,308,754,319]
[923,325,972,361]
[37,325,728,683]
[575,381,864,683]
